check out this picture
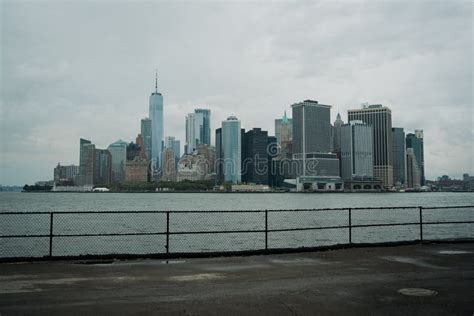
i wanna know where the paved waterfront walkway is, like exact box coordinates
[1,243,473,315]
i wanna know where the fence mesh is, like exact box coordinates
[0,206,473,260]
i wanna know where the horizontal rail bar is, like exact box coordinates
[0,234,50,238]
[268,225,349,232]
[2,205,472,215]
[0,232,167,238]
[169,229,266,235]
[351,222,420,228]
[2,221,473,239]
[0,211,168,215]
[422,221,474,225]
[421,206,474,210]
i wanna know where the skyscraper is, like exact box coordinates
[195,108,211,146]
[332,113,344,153]
[140,118,152,160]
[83,143,96,186]
[275,111,293,145]
[107,139,128,183]
[392,127,407,186]
[185,112,199,154]
[348,104,393,187]
[242,128,271,184]
[78,138,92,185]
[165,136,181,162]
[185,108,211,154]
[94,149,112,185]
[222,116,241,184]
[406,148,421,189]
[340,121,373,180]
[149,72,164,171]
[292,100,332,156]
[215,127,223,183]
[406,130,425,185]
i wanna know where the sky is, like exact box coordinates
[0,0,472,185]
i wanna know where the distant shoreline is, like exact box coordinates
[17,190,473,194]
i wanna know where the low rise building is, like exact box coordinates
[231,184,271,192]
[176,154,210,182]
[125,157,148,182]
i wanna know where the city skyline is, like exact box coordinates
[1,1,472,185]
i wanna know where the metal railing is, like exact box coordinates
[1,205,473,261]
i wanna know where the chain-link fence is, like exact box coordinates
[1,206,473,260]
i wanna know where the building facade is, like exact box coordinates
[332,113,344,154]
[215,128,223,183]
[406,130,425,185]
[54,163,79,185]
[221,116,242,184]
[185,113,198,154]
[195,108,211,146]
[165,136,181,163]
[149,74,164,171]
[406,148,421,189]
[77,138,92,185]
[176,154,210,182]
[140,118,152,160]
[94,149,112,185]
[185,108,211,154]
[392,127,407,186]
[125,158,148,182]
[340,121,374,180]
[82,143,96,186]
[161,148,177,182]
[291,100,332,155]
[242,128,271,184]
[348,104,393,187]
[107,140,128,183]
[275,111,293,145]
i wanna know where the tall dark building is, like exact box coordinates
[77,138,92,185]
[241,128,272,184]
[406,130,425,185]
[267,136,278,185]
[215,128,223,183]
[291,100,332,156]
[94,149,112,185]
[140,118,152,160]
[348,104,393,187]
[392,127,406,186]
[126,142,142,161]
[82,143,96,186]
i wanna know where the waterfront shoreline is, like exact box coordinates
[19,190,473,193]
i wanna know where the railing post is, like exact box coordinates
[265,210,268,251]
[49,212,54,257]
[348,208,352,244]
[419,206,423,242]
[166,211,170,254]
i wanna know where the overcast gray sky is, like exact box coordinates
[0,0,472,185]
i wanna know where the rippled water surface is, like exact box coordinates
[1,191,473,212]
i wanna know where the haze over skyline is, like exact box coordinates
[1,0,472,185]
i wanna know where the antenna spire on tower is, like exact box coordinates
[155,69,158,93]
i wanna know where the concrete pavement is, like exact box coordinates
[1,243,473,315]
